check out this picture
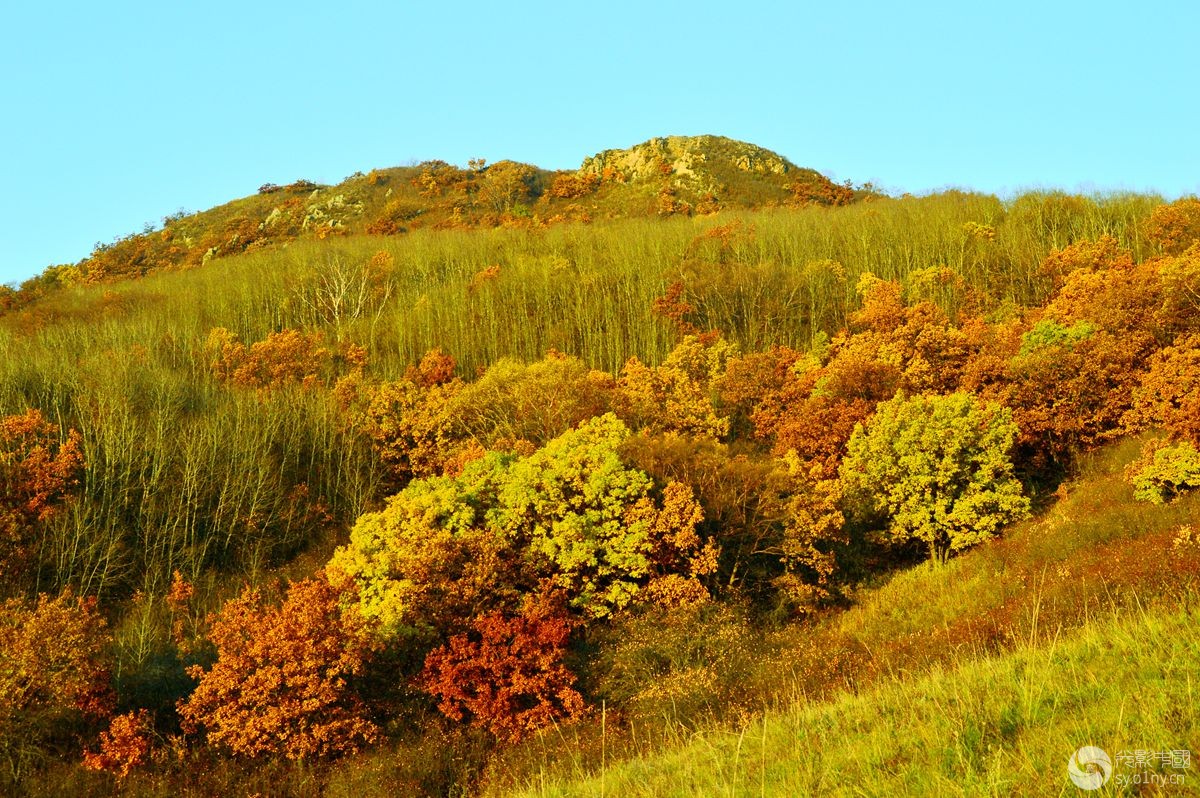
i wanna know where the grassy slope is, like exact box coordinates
[507,605,1199,797]
[493,440,1200,797]
[6,136,857,298]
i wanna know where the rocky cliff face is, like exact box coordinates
[578,135,796,185]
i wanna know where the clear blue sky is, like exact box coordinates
[2,0,1198,285]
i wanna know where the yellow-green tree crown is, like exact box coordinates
[841,392,1030,562]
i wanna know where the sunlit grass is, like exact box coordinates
[497,601,1200,797]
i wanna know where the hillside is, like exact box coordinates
[499,604,1200,796]
[1,135,863,308]
[485,439,1200,796]
[2,140,1199,796]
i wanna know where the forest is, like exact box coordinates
[2,138,1199,795]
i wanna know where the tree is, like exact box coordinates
[1127,333,1200,443]
[329,414,715,639]
[1146,197,1200,255]
[841,392,1030,563]
[205,327,365,390]
[615,336,735,439]
[1126,439,1200,504]
[178,576,379,760]
[619,433,844,611]
[0,409,84,584]
[354,363,469,485]
[420,592,585,741]
[0,590,113,781]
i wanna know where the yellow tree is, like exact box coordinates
[842,392,1030,563]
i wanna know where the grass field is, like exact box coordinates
[498,602,1199,797]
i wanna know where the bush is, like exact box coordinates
[420,592,584,742]
[1127,439,1200,504]
[0,591,113,782]
[0,409,84,583]
[178,576,379,760]
[842,392,1030,563]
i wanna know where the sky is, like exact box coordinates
[2,0,1198,285]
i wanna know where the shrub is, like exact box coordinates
[1127,439,1200,504]
[420,592,584,742]
[207,327,364,391]
[547,172,599,199]
[615,336,735,439]
[1146,197,1200,255]
[178,576,379,760]
[329,414,715,641]
[82,710,155,780]
[0,591,113,781]
[0,409,84,582]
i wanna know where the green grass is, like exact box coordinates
[497,602,1200,797]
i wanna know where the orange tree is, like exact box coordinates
[0,590,113,782]
[0,409,84,585]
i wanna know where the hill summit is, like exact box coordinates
[580,135,796,183]
[3,135,864,306]
[576,134,852,211]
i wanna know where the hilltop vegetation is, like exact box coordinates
[1,136,865,308]
[1,138,1199,795]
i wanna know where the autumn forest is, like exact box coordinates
[2,136,1199,796]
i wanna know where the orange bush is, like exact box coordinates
[206,327,364,391]
[1146,197,1200,255]
[715,345,805,437]
[0,409,84,580]
[178,576,379,760]
[83,710,154,780]
[787,178,854,207]
[615,337,734,439]
[988,328,1150,468]
[405,347,458,387]
[357,373,466,484]
[1128,333,1200,444]
[0,590,113,770]
[547,172,599,199]
[1040,242,1166,336]
[651,280,703,338]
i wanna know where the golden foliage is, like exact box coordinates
[206,327,365,391]
[0,409,84,581]
[83,710,154,780]
[0,590,113,773]
[547,172,599,199]
[178,576,379,760]
[615,336,735,439]
[1146,197,1200,255]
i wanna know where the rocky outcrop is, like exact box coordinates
[578,135,796,185]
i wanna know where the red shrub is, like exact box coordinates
[421,593,585,741]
